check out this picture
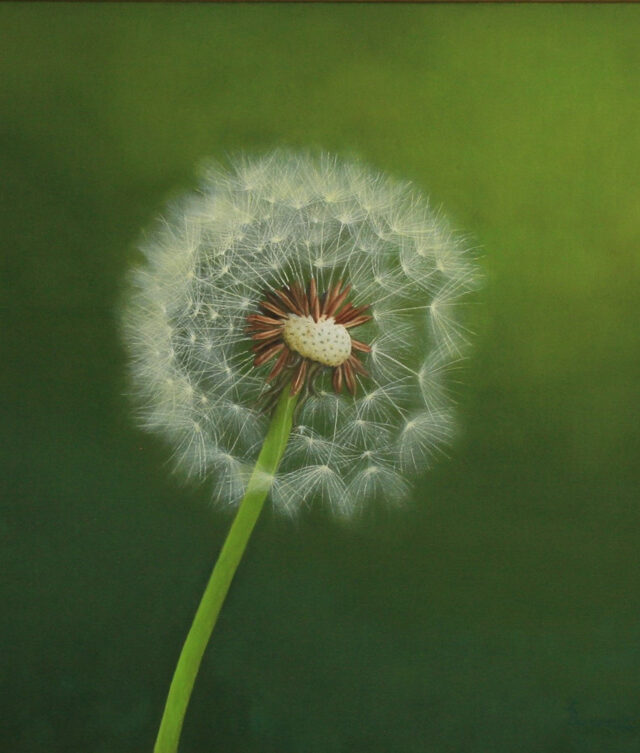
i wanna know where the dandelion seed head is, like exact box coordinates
[122,151,479,516]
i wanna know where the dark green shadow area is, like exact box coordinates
[1,4,640,752]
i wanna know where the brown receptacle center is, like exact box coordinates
[246,278,372,397]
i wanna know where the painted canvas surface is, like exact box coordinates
[2,4,639,752]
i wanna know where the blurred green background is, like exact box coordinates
[2,4,640,752]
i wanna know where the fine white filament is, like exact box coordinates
[122,151,479,517]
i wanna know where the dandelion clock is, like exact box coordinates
[122,151,479,752]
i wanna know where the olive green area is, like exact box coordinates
[1,4,639,752]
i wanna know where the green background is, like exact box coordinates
[2,4,639,751]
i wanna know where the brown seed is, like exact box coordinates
[350,338,371,353]
[334,302,353,321]
[343,315,372,329]
[343,360,356,395]
[266,347,291,381]
[288,283,306,314]
[275,288,298,313]
[348,354,369,377]
[250,328,282,341]
[290,359,308,395]
[309,278,320,322]
[260,300,288,318]
[321,280,343,316]
[253,342,284,366]
[246,313,282,327]
[335,303,370,324]
[332,365,343,394]
[325,284,351,318]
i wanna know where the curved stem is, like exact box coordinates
[154,388,298,753]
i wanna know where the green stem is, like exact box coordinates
[154,388,298,753]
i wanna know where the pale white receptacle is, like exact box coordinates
[283,315,352,368]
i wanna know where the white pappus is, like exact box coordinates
[122,150,480,517]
